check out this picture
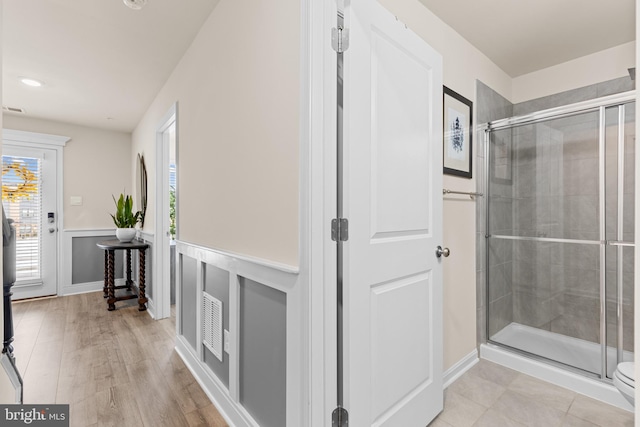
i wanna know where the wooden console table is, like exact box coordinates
[96,239,149,311]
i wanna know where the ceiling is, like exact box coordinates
[3,0,218,132]
[2,1,636,133]
[419,0,635,77]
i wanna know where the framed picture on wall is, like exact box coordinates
[443,86,473,178]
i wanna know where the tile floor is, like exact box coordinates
[430,360,634,427]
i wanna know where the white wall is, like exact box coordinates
[2,116,132,230]
[379,0,512,371]
[513,41,636,103]
[131,0,300,267]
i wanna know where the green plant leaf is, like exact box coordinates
[110,193,142,228]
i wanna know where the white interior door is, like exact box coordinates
[2,145,58,299]
[343,2,443,426]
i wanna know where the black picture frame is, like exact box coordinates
[443,86,473,178]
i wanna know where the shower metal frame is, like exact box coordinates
[483,90,635,382]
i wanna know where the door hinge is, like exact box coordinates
[331,218,349,242]
[332,407,349,427]
[331,27,350,53]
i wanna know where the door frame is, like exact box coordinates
[2,129,68,297]
[154,104,178,320]
[304,0,340,425]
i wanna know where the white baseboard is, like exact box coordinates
[146,296,156,319]
[443,349,479,389]
[175,336,258,427]
[60,278,125,296]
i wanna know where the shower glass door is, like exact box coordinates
[486,97,635,380]
[604,102,635,378]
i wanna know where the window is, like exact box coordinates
[2,155,42,282]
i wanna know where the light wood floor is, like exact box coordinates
[11,291,228,427]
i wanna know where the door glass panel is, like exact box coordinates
[604,102,635,377]
[489,111,601,241]
[488,238,602,376]
[2,155,42,283]
[486,105,633,379]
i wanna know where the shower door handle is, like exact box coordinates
[436,246,450,258]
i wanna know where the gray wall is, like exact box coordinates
[180,254,198,351]
[71,235,123,284]
[203,263,230,389]
[239,277,286,427]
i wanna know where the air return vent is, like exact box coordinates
[2,106,25,114]
[203,293,223,361]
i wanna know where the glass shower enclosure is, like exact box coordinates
[485,92,635,380]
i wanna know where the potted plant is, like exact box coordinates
[110,193,141,242]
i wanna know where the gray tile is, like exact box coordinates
[596,76,634,98]
[476,270,486,309]
[507,374,576,412]
[492,390,565,427]
[512,290,552,328]
[476,306,487,344]
[488,262,512,301]
[561,414,598,427]
[488,295,513,336]
[439,391,486,427]
[429,416,455,427]
[550,313,599,345]
[467,360,518,388]
[476,234,486,274]
[472,409,526,427]
[567,395,634,427]
[513,85,597,116]
[476,80,513,124]
[448,371,506,408]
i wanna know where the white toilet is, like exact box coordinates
[613,362,635,406]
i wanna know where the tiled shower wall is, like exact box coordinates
[476,77,635,351]
[476,81,513,344]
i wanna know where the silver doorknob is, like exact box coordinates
[49,228,56,233]
[436,246,450,258]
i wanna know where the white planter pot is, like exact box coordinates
[116,228,136,243]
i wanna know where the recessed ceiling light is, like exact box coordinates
[19,77,44,88]
[123,0,147,10]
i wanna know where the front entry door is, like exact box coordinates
[2,145,58,299]
[342,2,444,426]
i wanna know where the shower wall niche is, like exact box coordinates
[483,87,635,381]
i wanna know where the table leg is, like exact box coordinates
[126,249,132,291]
[138,249,148,311]
[107,250,116,311]
[103,250,108,298]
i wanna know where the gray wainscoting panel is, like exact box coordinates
[72,235,123,284]
[170,243,176,304]
[133,241,153,300]
[180,254,198,351]
[239,277,286,427]
[203,264,230,388]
